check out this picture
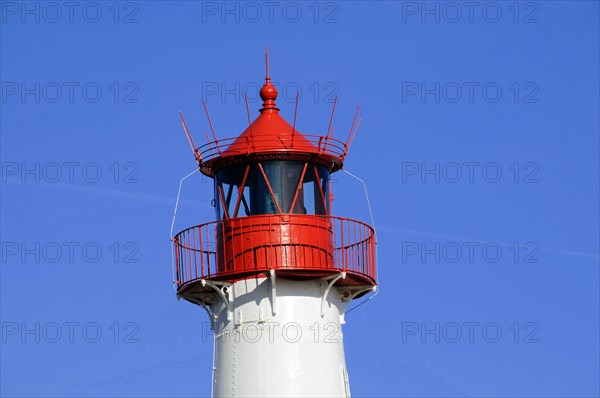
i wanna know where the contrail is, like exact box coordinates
[378,226,600,260]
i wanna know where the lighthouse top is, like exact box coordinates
[173,52,375,297]
[190,51,355,177]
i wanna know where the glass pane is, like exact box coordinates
[238,185,251,216]
[313,165,329,215]
[251,161,305,215]
[215,164,249,219]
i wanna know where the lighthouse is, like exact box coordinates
[173,53,377,397]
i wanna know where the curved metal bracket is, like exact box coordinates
[339,285,377,324]
[341,285,377,312]
[202,279,233,321]
[185,296,217,330]
[320,272,346,317]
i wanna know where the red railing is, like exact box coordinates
[173,215,376,289]
[196,134,349,164]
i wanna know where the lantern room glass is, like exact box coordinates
[214,161,330,219]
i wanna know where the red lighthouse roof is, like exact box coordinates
[185,52,360,176]
[222,74,319,157]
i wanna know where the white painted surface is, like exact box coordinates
[208,276,351,398]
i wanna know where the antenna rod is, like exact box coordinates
[244,94,256,150]
[325,96,338,141]
[291,92,299,148]
[265,46,270,79]
[179,111,201,162]
[345,104,361,148]
[244,94,253,126]
[202,100,221,155]
[348,117,362,150]
[204,130,216,156]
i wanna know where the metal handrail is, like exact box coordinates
[173,215,376,288]
[196,134,349,164]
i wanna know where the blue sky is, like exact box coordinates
[1,1,599,397]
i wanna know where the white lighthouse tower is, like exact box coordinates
[173,54,377,397]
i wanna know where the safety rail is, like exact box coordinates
[195,134,349,164]
[173,215,376,290]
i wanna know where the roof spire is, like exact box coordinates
[265,45,270,80]
[260,46,278,113]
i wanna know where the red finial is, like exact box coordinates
[265,46,270,80]
[260,46,278,112]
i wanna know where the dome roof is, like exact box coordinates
[195,52,348,176]
[221,75,319,156]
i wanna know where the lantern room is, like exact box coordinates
[214,161,330,218]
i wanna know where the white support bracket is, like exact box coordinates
[320,272,346,317]
[202,279,234,321]
[339,285,377,324]
[185,297,217,330]
[269,269,278,316]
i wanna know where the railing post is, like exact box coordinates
[222,220,227,272]
[185,230,192,280]
[370,227,375,279]
[193,227,198,280]
[340,219,345,272]
[206,225,212,276]
[173,238,180,286]
[198,226,205,279]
